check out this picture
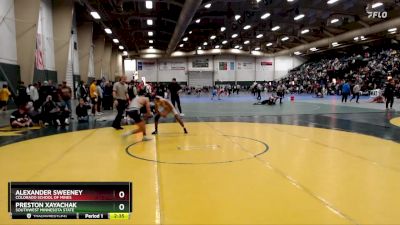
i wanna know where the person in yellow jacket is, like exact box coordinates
[0,84,12,111]
[89,80,100,116]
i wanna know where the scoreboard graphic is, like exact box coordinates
[8,182,132,220]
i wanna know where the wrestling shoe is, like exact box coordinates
[151,130,158,135]
[184,128,188,134]
[142,136,153,141]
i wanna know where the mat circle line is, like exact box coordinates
[125,135,269,165]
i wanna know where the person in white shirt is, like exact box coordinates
[29,83,39,110]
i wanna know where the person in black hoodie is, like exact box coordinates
[76,98,91,122]
[384,79,395,110]
[16,81,28,106]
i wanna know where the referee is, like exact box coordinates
[112,75,129,130]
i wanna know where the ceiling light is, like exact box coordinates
[104,28,112,34]
[145,1,153,9]
[244,40,250,44]
[354,37,359,41]
[261,12,271,19]
[232,33,238,38]
[148,31,153,36]
[196,19,201,23]
[204,3,211,8]
[234,45,240,49]
[149,46,153,49]
[90,12,101,19]
[183,37,188,42]
[222,40,228,44]
[371,2,383,8]
[179,44,184,47]
[360,36,367,40]
[281,36,289,41]
[203,42,208,46]
[271,26,280,31]
[331,18,339,24]
[149,40,154,43]
[243,25,251,30]
[310,47,318,51]
[122,51,128,56]
[113,39,119,43]
[294,51,301,55]
[235,15,241,20]
[294,14,305,21]
[266,42,273,46]
[221,27,226,32]
[256,34,264,38]
[189,31,192,34]
[210,35,216,40]
[147,19,153,26]
[390,31,397,34]
[327,0,339,4]
[301,29,310,34]
[287,0,294,2]
[257,0,262,2]
[388,28,397,32]
[119,45,124,50]
[198,47,202,50]
[215,45,220,49]
[255,47,260,51]
[239,46,243,49]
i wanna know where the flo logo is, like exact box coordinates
[367,11,388,19]
[365,2,388,19]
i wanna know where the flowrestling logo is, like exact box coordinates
[365,2,388,19]
[367,11,388,19]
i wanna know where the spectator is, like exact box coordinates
[76,98,90,123]
[60,81,72,114]
[96,80,103,113]
[41,95,61,126]
[103,81,114,110]
[16,81,28,106]
[10,102,32,128]
[0,84,12,111]
[29,83,40,110]
[89,80,99,116]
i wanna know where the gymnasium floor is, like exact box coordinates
[0,94,400,224]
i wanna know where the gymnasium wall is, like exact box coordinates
[0,0,20,93]
[135,55,305,83]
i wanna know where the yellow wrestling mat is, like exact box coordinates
[390,117,400,127]
[1,122,400,224]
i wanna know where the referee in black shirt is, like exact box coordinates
[168,78,183,116]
